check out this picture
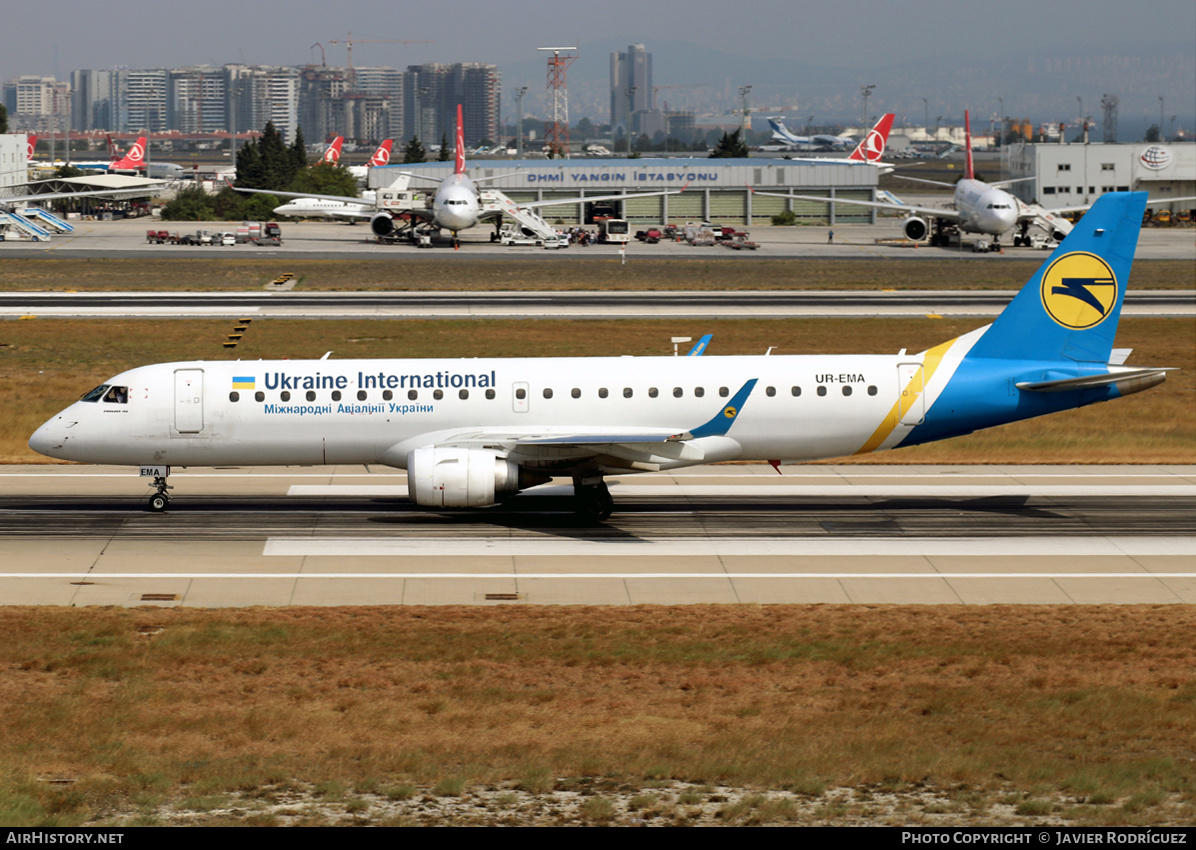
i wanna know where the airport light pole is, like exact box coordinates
[515,86,528,157]
[1158,96,1164,139]
[997,96,1004,148]
[922,97,929,140]
[738,84,752,140]
[625,86,636,153]
[861,84,875,128]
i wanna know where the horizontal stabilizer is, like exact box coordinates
[1016,368,1169,394]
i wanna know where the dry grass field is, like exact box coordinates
[1,605,1192,826]
[2,316,1191,464]
[0,256,1191,292]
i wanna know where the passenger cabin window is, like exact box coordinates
[694,387,705,398]
[571,388,581,398]
[486,389,496,400]
[459,389,469,399]
[383,390,393,401]
[306,391,316,402]
[433,389,444,400]
[229,392,240,402]
[255,391,264,402]
[868,386,878,396]
[515,388,527,400]
[842,386,852,396]
[281,391,291,402]
[543,388,553,399]
[598,388,609,399]
[719,387,729,398]
[623,388,633,398]
[408,390,418,400]
[331,390,342,401]
[791,386,801,397]
[648,388,659,398]
[817,386,827,397]
[766,386,776,397]
[357,390,367,401]
[673,387,683,398]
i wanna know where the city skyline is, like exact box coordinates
[4,0,1194,139]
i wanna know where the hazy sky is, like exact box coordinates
[6,0,1193,81]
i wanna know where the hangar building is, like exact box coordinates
[1003,141,1195,211]
[370,157,880,227]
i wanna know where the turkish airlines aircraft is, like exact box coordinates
[318,136,344,165]
[348,140,394,180]
[30,192,1165,519]
[769,111,1092,249]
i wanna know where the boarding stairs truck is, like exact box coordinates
[0,212,53,241]
[480,188,561,244]
[21,207,74,233]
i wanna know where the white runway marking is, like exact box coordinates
[285,484,1196,498]
[259,536,1196,558]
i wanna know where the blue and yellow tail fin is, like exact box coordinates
[967,191,1148,364]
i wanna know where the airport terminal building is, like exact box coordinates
[371,157,879,226]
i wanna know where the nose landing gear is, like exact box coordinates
[142,466,172,512]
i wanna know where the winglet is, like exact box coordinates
[681,379,757,439]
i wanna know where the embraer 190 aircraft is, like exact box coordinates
[30,192,1165,519]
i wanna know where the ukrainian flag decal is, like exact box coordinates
[1039,252,1118,330]
[232,376,255,390]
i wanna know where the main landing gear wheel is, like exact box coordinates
[575,482,614,522]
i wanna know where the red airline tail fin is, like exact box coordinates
[320,136,343,165]
[125,137,147,165]
[367,139,393,167]
[106,134,118,162]
[964,110,974,180]
[455,104,465,175]
[848,113,894,163]
[26,135,38,162]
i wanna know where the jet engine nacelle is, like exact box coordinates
[370,212,396,237]
[903,216,928,241]
[406,446,523,507]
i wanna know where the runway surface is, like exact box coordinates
[2,464,1193,607]
[2,289,1192,320]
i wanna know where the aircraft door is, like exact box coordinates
[897,363,925,426]
[174,369,205,433]
[512,382,530,413]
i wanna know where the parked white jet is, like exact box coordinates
[271,191,378,221]
[766,111,1089,249]
[30,192,1165,519]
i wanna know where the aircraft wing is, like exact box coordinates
[232,186,363,205]
[754,190,964,223]
[392,379,758,471]
[517,189,683,211]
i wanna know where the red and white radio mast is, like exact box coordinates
[538,46,577,159]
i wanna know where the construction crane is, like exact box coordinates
[327,32,433,88]
[651,84,705,112]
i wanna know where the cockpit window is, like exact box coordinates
[102,386,129,404]
[80,385,109,402]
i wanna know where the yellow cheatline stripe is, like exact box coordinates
[854,336,957,456]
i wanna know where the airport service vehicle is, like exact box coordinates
[597,218,631,244]
[30,193,1165,519]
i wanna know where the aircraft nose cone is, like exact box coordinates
[28,417,68,459]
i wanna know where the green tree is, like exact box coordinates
[709,128,748,158]
[403,136,427,164]
[289,127,308,174]
[438,132,450,162]
[55,164,86,179]
[576,117,595,141]
[160,184,216,221]
[0,104,8,134]
[1144,124,1161,143]
[288,161,358,197]
[258,121,292,187]
[235,137,265,189]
